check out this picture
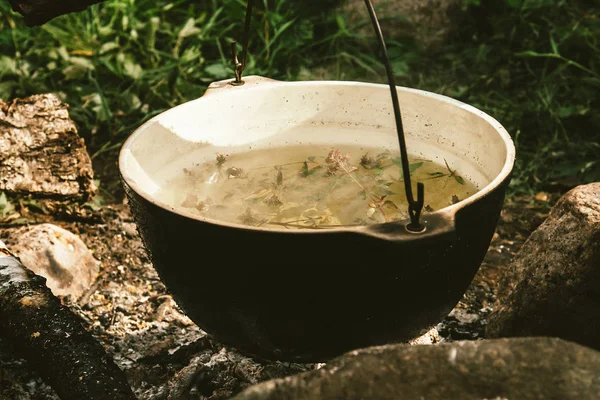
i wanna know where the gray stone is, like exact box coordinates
[7,223,100,298]
[233,338,600,400]
[487,183,600,350]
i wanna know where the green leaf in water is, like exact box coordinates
[429,171,445,177]
[383,200,399,209]
[444,159,464,184]
[392,159,424,175]
[300,161,310,177]
[300,159,321,177]
[444,159,455,175]
[377,179,393,187]
[379,188,396,196]
[276,167,283,187]
[409,162,424,174]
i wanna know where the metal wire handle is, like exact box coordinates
[230,0,255,86]
[231,0,425,232]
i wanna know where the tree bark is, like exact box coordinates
[0,240,137,400]
[9,0,106,26]
[0,94,97,202]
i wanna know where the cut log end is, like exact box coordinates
[0,93,97,202]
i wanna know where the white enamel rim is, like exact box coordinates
[119,77,516,235]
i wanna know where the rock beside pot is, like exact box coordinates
[487,183,600,350]
[232,337,600,400]
[6,223,100,299]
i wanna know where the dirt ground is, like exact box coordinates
[0,191,558,400]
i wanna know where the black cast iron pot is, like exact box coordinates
[119,76,515,362]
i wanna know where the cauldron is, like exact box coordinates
[118,75,515,361]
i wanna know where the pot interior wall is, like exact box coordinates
[120,79,510,209]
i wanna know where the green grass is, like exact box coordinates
[0,0,401,151]
[409,0,600,196]
[0,0,598,200]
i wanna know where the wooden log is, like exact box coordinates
[0,240,137,400]
[9,0,106,26]
[0,94,97,201]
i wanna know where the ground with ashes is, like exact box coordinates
[0,190,557,399]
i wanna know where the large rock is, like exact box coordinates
[342,0,464,52]
[7,223,100,298]
[233,338,600,400]
[0,93,96,200]
[487,183,600,350]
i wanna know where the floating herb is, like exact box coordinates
[444,159,465,185]
[382,199,399,209]
[360,154,381,170]
[160,145,477,230]
[392,158,424,175]
[429,171,446,178]
[451,195,461,204]
[377,187,396,196]
[300,162,309,177]
[444,159,454,174]
[181,195,211,214]
[196,200,210,214]
[410,162,424,174]
[216,153,227,168]
[238,208,262,226]
[227,167,245,179]
[264,194,283,207]
[181,193,198,208]
[300,159,321,177]
[325,149,355,175]
[276,167,283,187]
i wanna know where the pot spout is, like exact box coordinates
[360,210,457,243]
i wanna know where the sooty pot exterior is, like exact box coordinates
[122,173,510,362]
